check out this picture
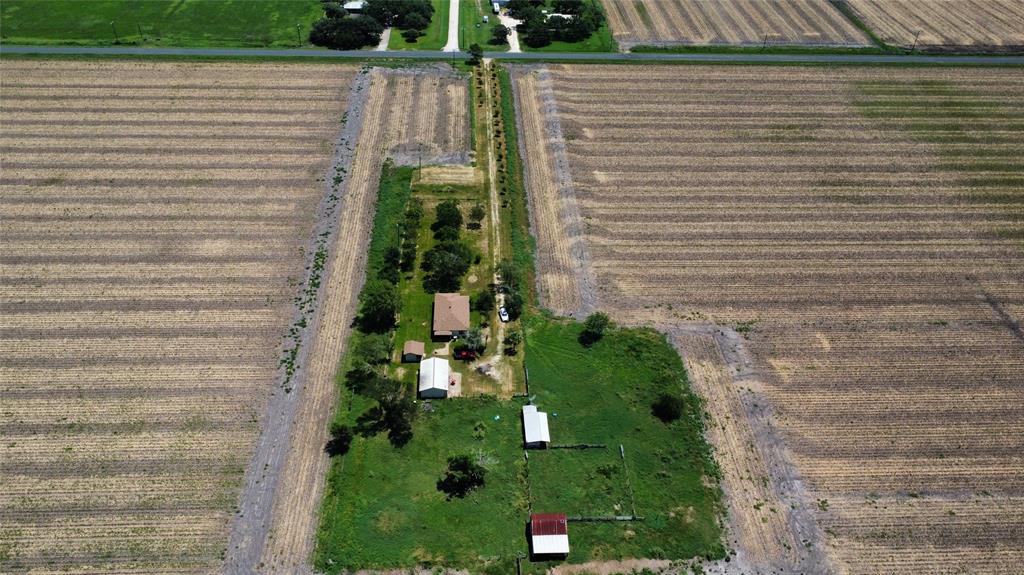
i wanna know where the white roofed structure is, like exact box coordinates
[418,357,450,399]
[522,404,551,448]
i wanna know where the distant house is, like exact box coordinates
[418,357,450,399]
[432,293,470,339]
[402,340,425,363]
[529,513,569,559]
[521,405,551,449]
[343,0,366,13]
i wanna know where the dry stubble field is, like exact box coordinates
[257,66,471,572]
[515,63,1024,573]
[601,0,870,48]
[0,59,358,572]
[847,0,1024,50]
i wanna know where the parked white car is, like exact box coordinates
[498,306,510,322]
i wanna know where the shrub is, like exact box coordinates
[325,422,353,456]
[358,279,399,332]
[579,311,610,346]
[472,290,495,313]
[652,393,684,423]
[436,454,486,498]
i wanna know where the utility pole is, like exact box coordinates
[110,21,119,43]
[910,29,921,53]
[296,24,302,47]
[136,23,143,42]
[762,32,768,49]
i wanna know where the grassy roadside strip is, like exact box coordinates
[630,43,895,56]
[496,65,536,297]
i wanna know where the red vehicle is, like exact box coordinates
[454,349,478,361]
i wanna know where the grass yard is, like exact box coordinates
[316,312,725,572]
[388,0,450,50]
[0,0,323,47]
[460,0,508,52]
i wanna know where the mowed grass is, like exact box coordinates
[316,312,725,571]
[388,0,450,50]
[459,0,507,52]
[524,316,725,562]
[0,0,323,47]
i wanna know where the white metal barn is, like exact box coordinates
[418,357,450,399]
[521,404,551,448]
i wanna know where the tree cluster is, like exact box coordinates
[496,259,525,320]
[400,199,424,273]
[507,0,605,48]
[579,311,610,346]
[345,360,416,447]
[422,200,476,293]
[310,0,433,49]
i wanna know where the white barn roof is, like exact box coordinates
[532,534,570,555]
[522,405,550,444]
[418,357,450,394]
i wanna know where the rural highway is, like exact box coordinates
[3,44,1024,64]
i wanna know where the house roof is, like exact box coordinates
[403,340,425,356]
[432,293,470,335]
[522,405,551,445]
[530,513,569,554]
[418,357,450,393]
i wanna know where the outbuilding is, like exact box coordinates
[402,340,425,363]
[432,292,470,339]
[529,513,569,559]
[343,0,366,13]
[521,404,550,449]
[418,357,450,399]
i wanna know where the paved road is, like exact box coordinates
[3,44,1023,64]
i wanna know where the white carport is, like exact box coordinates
[418,357,450,399]
[522,404,550,448]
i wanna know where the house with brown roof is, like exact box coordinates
[432,293,470,339]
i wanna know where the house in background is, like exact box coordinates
[343,0,366,14]
[418,357,450,399]
[402,340,424,363]
[432,293,470,340]
[528,513,569,559]
[521,404,551,449]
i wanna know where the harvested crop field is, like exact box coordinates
[514,63,1024,573]
[0,59,358,572]
[601,0,870,49]
[847,0,1024,50]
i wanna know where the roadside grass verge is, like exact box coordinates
[0,0,322,48]
[388,0,450,51]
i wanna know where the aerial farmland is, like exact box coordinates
[601,0,871,49]
[847,0,1024,50]
[514,63,1024,573]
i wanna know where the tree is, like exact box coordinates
[651,393,685,423]
[490,24,509,45]
[325,422,353,456]
[323,2,348,19]
[364,0,434,27]
[403,12,429,30]
[504,329,522,354]
[496,259,520,293]
[355,393,416,447]
[432,199,463,234]
[436,454,487,498]
[504,290,524,320]
[309,15,384,50]
[422,241,473,293]
[358,279,399,332]
[579,311,611,346]
[469,203,486,229]
[353,332,392,365]
[467,43,484,66]
[522,19,551,48]
[472,290,495,313]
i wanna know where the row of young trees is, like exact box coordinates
[506,0,605,48]
[310,0,434,49]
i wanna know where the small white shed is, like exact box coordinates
[522,404,551,448]
[418,357,450,399]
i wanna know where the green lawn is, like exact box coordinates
[388,0,449,50]
[459,0,507,52]
[316,313,725,572]
[0,0,323,47]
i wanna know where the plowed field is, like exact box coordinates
[848,0,1024,50]
[602,0,870,48]
[0,59,357,573]
[514,63,1024,573]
